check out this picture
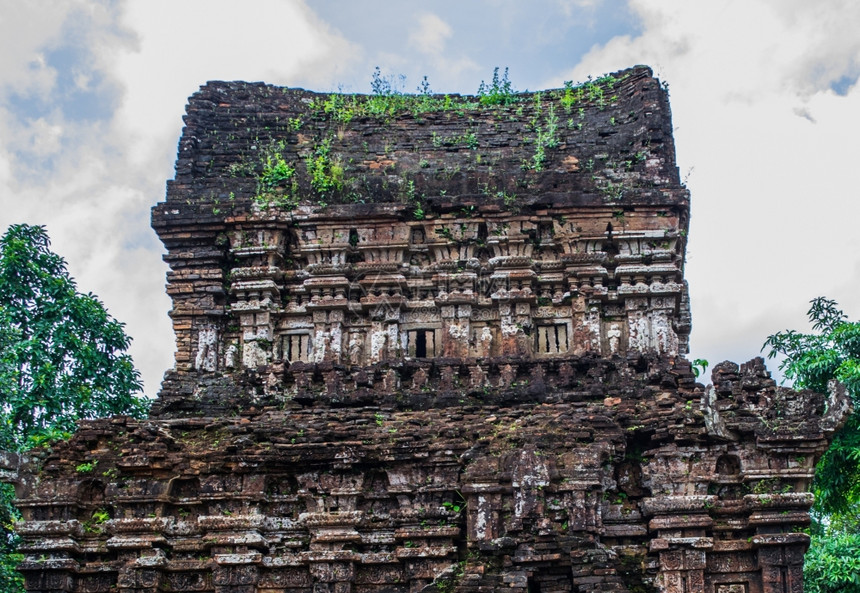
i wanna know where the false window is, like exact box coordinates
[284,334,311,362]
[536,324,569,354]
[407,329,436,358]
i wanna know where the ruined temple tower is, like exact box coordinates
[2,66,849,593]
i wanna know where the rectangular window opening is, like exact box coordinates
[407,329,435,358]
[285,334,310,362]
[536,324,569,354]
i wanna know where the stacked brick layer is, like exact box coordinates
[8,358,847,593]
[150,66,692,412]
[3,66,849,593]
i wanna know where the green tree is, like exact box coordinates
[0,223,150,591]
[0,224,148,449]
[764,297,860,593]
[803,529,860,593]
[0,484,23,591]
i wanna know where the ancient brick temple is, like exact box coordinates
[1,66,849,593]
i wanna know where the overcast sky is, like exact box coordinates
[2,0,859,395]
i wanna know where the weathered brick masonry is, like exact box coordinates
[2,66,850,593]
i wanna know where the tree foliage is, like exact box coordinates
[764,297,860,593]
[804,531,860,593]
[764,297,860,397]
[0,483,23,592]
[764,297,860,515]
[0,224,149,451]
[0,223,150,591]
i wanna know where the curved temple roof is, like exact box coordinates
[158,65,686,216]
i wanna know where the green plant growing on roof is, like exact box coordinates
[543,104,559,148]
[477,67,517,106]
[316,92,356,124]
[530,144,546,172]
[692,358,710,378]
[417,75,432,96]
[370,66,404,96]
[559,74,619,112]
[259,143,295,191]
[76,461,96,474]
[365,67,407,117]
[600,182,624,202]
[522,103,559,172]
[306,137,344,200]
[311,69,495,122]
[366,68,464,118]
[501,191,518,209]
[254,140,298,209]
[560,80,579,112]
[91,509,110,525]
[530,92,543,130]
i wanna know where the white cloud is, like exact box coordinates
[403,12,479,82]
[556,0,603,15]
[25,118,64,156]
[0,0,356,396]
[409,13,453,55]
[558,0,860,377]
[764,0,860,96]
[112,0,357,171]
[0,0,69,96]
